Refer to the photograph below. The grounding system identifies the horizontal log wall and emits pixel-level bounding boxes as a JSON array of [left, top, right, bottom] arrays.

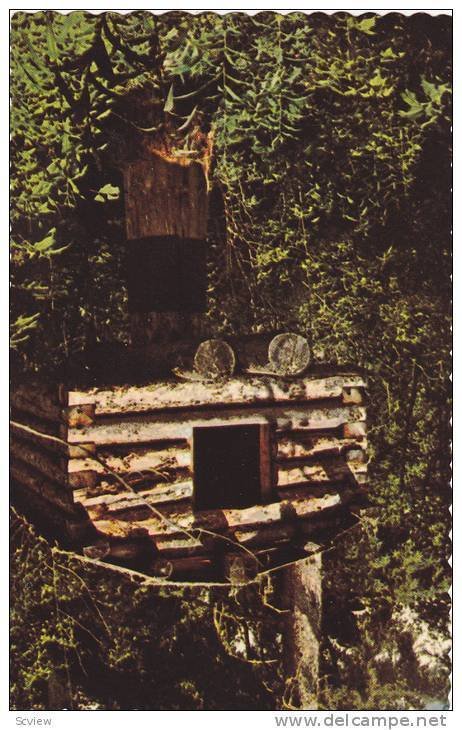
[[67, 375, 366, 415], [10, 372, 368, 579], [66, 405, 367, 446]]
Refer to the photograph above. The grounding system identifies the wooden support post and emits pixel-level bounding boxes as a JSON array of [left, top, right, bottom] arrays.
[[123, 152, 208, 356], [280, 544, 323, 710], [47, 670, 72, 710]]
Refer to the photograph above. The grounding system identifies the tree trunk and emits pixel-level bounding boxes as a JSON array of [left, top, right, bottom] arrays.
[[281, 546, 323, 709], [123, 151, 208, 357]]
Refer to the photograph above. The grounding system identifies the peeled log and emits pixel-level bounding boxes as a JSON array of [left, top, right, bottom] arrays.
[[79, 481, 193, 515], [10, 421, 95, 458], [10, 438, 68, 486], [69, 446, 191, 480], [151, 556, 213, 579], [10, 386, 62, 422], [233, 523, 296, 548], [68, 374, 366, 417], [68, 405, 366, 446], [193, 339, 236, 380], [11, 460, 75, 514], [154, 534, 206, 557], [277, 459, 367, 488], [10, 438, 99, 489], [277, 434, 367, 461], [268, 333, 311, 376]]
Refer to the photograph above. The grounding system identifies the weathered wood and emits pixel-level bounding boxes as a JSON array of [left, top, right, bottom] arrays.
[[11, 460, 75, 513], [193, 339, 236, 380], [342, 386, 365, 405], [68, 405, 367, 446], [79, 481, 193, 514], [277, 459, 368, 488], [10, 421, 69, 456], [68, 470, 100, 490], [277, 434, 367, 461], [346, 462, 369, 485], [68, 457, 105, 475], [76, 454, 360, 517], [68, 446, 191, 481], [123, 153, 208, 240], [281, 550, 323, 709], [60, 391, 95, 408], [83, 542, 111, 560], [12, 367, 368, 582], [233, 523, 296, 548], [350, 471, 368, 486], [10, 411, 62, 438], [343, 421, 367, 438], [193, 493, 344, 532], [88, 497, 358, 560], [281, 492, 345, 520], [63, 403, 96, 428], [92, 519, 150, 541], [110, 542, 150, 561], [123, 152, 208, 343], [87, 499, 154, 524], [12, 479, 87, 539], [69, 375, 366, 416], [154, 534, 206, 557], [83, 483, 347, 537], [10, 383, 62, 422], [10, 436, 99, 489], [140, 516, 193, 540], [268, 333, 311, 376], [151, 556, 213, 579], [68, 443, 96, 458], [84, 539, 149, 562], [10, 438, 67, 485]]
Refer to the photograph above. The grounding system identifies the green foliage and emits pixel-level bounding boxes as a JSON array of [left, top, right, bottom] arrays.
[[10, 511, 282, 710], [10, 11, 451, 709], [320, 509, 450, 710], [10, 313, 40, 350]]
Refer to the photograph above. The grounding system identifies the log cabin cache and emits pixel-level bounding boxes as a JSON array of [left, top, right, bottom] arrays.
[[10, 151, 368, 584]]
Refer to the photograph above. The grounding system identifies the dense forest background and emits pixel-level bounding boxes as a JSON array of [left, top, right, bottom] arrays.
[[10, 11, 451, 710]]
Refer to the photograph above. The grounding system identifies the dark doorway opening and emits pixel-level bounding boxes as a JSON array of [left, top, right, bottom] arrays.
[[192, 423, 272, 510]]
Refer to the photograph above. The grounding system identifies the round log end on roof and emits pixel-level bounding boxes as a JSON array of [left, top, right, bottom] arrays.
[[193, 339, 236, 380], [268, 333, 311, 376]]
